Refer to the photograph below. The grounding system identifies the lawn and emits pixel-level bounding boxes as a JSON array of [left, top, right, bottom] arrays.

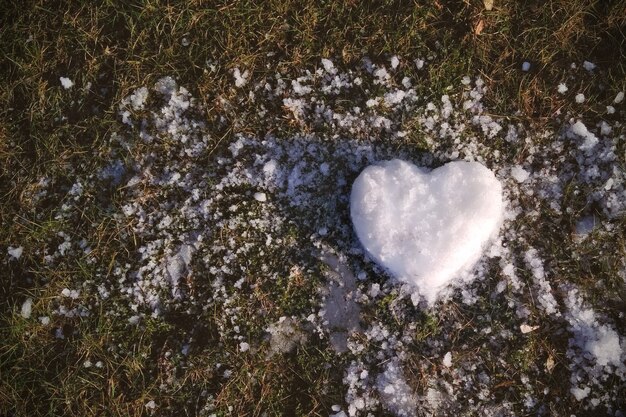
[[1, 1, 625, 416]]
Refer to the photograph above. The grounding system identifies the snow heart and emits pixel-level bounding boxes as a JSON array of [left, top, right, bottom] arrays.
[[351, 159, 503, 303]]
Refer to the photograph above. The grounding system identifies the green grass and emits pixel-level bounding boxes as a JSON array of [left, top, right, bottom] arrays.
[[1, 0, 625, 416]]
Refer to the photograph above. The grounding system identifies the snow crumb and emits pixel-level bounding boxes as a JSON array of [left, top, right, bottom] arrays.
[[570, 121, 598, 151], [145, 400, 156, 410], [582, 61, 596, 72], [390, 56, 400, 69], [59, 77, 74, 89], [20, 298, 33, 319], [606, 105, 615, 114], [557, 83, 568, 94], [39, 316, 50, 325], [7, 246, 23, 260], [351, 160, 503, 304], [253, 192, 267, 202], [239, 342, 250, 352], [511, 165, 530, 183], [520, 324, 539, 334], [575, 93, 585, 103], [233, 68, 249, 87], [521, 62, 531, 72], [571, 386, 590, 401], [442, 352, 452, 367], [614, 91, 625, 104], [415, 58, 425, 70], [128, 87, 149, 110], [321, 58, 336, 74]]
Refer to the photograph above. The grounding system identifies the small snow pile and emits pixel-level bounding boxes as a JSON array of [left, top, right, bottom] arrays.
[[569, 120, 598, 151], [7, 246, 23, 260], [233, 68, 249, 87], [583, 61, 596, 72], [21, 298, 33, 319], [557, 83, 568, 94], [563, 287, 625, 406], [350, 159, 503, 303], [510, 165, 530, 183], [121, 86, 149, 111], [575, 93, 585, 103], [521, 62, 531, 72], [59, 77, 74, 89], [253, 192, 267, 202]]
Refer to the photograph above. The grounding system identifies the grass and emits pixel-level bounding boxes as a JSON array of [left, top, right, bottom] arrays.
[[1, 0, 625, 416]]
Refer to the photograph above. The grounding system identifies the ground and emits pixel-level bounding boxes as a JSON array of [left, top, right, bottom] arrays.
[[1, 1, 625, 416]]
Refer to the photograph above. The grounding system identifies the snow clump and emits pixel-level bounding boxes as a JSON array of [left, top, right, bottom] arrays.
[[7, 246, 23, 260], [350, 159, 503, 303], [59, 77, 74, 89]]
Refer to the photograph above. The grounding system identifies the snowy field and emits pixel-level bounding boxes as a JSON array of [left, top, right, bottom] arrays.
[[1, 2, 625, 417]]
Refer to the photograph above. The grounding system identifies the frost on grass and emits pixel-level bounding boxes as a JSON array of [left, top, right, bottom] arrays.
[[11, 57, 626, 416]]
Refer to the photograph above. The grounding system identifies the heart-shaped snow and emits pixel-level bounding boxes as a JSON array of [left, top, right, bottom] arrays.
[[350, 159, 503, 303]]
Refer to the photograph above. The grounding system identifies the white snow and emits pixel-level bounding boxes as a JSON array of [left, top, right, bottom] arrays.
[[521, 62, 531, 72], [390, 56, 400, 69], [565, 289, 623, 368], [233, 68, 249, 87], [321, 58, 336, 74], [571, 386, 590, 401], [557, 83, 568, 94], [59, 77, 74, 89], [350, 159, 503, 303], [575, 93, 585, 103], [614, 91, 625, 104], [21, 298, 33, 319], [442, 352, 452, 367], [582, 61, 596, 72], [239, 342, 250, 352], [253, 192, 267, 202], [510, 165, 530, 183], [7, 246, 23, 260], [569, 120, 598, 151], [376, 359, 418, 416], [127, 87, 149, 110]]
